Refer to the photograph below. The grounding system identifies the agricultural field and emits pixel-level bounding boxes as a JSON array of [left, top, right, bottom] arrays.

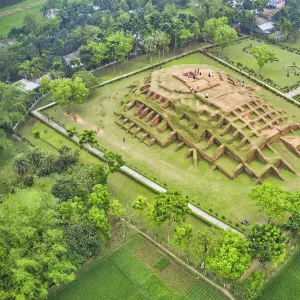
[[258, 250, 300, 300], [49, 232, 227, 300], [217, 39, 300, 89], [40, 52, 300, 224]]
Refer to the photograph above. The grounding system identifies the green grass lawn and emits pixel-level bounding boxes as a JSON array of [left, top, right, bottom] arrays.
[[280, 40, 300, 51], [17, 117, 209, 241], [49, 232, 227, 300], [39, 51, 300, 225], [258, 250, 300, 300], [0, 0, 44, 12], [217, 39, 300, 88], [0, 3, 45, 38]]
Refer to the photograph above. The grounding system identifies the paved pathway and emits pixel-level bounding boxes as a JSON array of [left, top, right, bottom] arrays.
[[31, 104, 243, 236], [285, 86, 300, 98]]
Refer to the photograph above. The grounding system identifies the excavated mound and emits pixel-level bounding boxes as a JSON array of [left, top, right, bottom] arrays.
[[115, 65, 300, 181]]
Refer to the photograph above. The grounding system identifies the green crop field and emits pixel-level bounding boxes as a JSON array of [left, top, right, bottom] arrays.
[[40, 52, 300, 224], [258, 250, 300, 300], [217, 39, 300, 88], [50, 233, 227, 300]]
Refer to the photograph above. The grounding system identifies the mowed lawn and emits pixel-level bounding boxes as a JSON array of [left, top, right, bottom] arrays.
[[17, 117, 209, 241], [218, 39, 300, 88], [49, 233, 226, 300], [42, 52, 300, 224], [259, 251, 300, 300], [280, 40, 300, 51], [0, 3, 45, 38]]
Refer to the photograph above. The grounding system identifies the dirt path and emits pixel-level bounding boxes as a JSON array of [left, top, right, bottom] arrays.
[[239, 258, 259, 281], [0, 0, 45, 19]]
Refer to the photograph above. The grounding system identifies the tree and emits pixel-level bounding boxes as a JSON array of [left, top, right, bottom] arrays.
[[251, 46, 278, 73], [247, 223, 287, 264], [132, 196, 149, 227], [250, 183, 291, 222], [206, 231, 251, 279], [0, 129, 12, 153], [189, 227, 222, 267], [191, 21, 201, 47], [242, 271, 265, 300], [79, 130, 98, 163], [0, 189, 75, 299], [164, 3, 177, 15], [66, 125, 77, 138], [40, 151, 57, 175], [202, 17, 228, 47], [72, 70, 98, 89], [79, 41, 108, 68], [52, 176, 83, 202], [88, 184, 112, 212], [18, 57, 45, 79], [67, 221, 101, 259], [144, 35, 156, 65], [0, 82, 28, 133], [278, 18, 292, 39], [103, 151, 124, 174], [49, 77, 89, 113], [148, 190, 191, 247], [27, 147, 42, 168], [40, 76, 51, 94], [88, 207, 111, 241], [171, 224, 194, 256], [106, 31, 133, 71], [13, 153, 31, 175], [214, 25, 238, 55]]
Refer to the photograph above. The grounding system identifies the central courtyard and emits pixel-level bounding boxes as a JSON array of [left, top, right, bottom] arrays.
[[42, 54, 300, 224]]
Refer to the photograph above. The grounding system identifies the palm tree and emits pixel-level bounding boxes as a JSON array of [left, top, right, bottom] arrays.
[[41, 151, 57, 174], [143, 36, 156, 66], [14, 153, 30, 175], [27, 147, 42, 168], [144, 31, 170, 65]]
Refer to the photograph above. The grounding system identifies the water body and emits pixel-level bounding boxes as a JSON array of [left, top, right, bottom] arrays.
[[0, 0, 25, 9]]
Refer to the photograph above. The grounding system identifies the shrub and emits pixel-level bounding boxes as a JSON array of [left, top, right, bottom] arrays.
[[153, 257, 170, 271], [209, 208, 213, 212], [221, 215, 226, 220], [32, 129, 40, 139]]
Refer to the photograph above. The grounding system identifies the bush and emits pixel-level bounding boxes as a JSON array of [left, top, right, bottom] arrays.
[[32, 129, 40, 139], [153, 257, 170, 271]]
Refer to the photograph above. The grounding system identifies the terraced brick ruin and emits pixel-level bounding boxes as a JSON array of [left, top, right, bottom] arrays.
[[115, 65, 300, 182]]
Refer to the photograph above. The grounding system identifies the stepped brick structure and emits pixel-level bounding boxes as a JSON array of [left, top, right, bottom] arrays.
[[115, 65, 300, 181]]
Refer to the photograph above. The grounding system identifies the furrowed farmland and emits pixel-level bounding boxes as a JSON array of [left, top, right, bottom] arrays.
[[50, 233, 227, 300]]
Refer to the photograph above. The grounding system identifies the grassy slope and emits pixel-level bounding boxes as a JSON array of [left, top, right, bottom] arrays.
[[280, 40, 300, 51], [17, 117, 208, 241], [49, 233, 226, 300], [40, 52, 300, 224], [218, 39, 300, 88], [0, 3, 45, 38], [259, 251, 300, 300], [0, 0, 44, 13]]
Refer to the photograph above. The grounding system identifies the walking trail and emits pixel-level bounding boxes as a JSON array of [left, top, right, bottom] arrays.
[[32, 103, 243, 236], [285, 86, 300, 98]]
